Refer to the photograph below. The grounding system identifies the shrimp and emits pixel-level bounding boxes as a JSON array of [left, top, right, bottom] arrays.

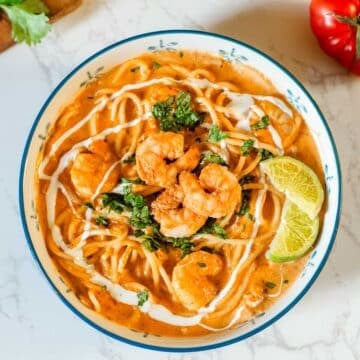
[[179, 163, 241, 218], [172, 251, 223, 311], [70, 140, 120, 198], [151, 184, 207, 237], [136, 132, 200, 187]]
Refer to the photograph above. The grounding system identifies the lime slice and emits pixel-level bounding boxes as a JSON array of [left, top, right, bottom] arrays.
[[267, 200, 319, 263], [260, 156, 324, 219]]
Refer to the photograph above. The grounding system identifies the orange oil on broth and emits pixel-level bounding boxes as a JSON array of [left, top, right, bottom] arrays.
[[35, 50, 324, 337]]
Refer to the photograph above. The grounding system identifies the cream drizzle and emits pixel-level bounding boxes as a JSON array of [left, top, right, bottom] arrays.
[[39, 75, 280, 329]]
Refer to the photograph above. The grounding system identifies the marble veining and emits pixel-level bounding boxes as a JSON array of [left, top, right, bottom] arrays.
[[0, 0, 359, 359]]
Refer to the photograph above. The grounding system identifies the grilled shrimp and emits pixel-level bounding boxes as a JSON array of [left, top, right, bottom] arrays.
[[136, 132, 200, 187], [172, 251, 223, 311], [151, 184, 207, 237], [70, 140, 120, 198], [179, 163, 241, 218]]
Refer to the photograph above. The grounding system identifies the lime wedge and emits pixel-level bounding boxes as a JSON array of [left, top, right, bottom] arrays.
[[260, 156, 324, 219], [267, 200, 319, 263]]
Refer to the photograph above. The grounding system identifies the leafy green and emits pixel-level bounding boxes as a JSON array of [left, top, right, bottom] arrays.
[[207, 124, 229, 143], [18, 0, 49, 13], [200, 151, 227, 168], [239, 174, 255, 185], [0, 0, 51, 45], [84, 202, 95, 210], [264, 281, 276, 289], [121, 177, 144, 185], [123, 155, 136, 164], [137, 290, 149, 306], [101, 193, 126, 214], [152, 62, 161, 69], [171, 237, 193, 257], [130, 66, 140, 73], [141, 234, 162, 252], [101, 180, 151, 230], [259, 148, 274, 161], [95, 215, 109, 227], [152, 91, 203, 132], [199, 219, 227, 239], [240, 139, 254, 156], [251, 115, 270, 130], [237, 190, 251, 217], [0, 1, 23, 5]]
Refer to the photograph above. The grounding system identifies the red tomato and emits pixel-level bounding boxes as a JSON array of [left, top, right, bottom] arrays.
[[310, 0, 360, 75]]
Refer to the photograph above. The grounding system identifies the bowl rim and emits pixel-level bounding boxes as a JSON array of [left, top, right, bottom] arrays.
[[18, 29, 342, 353]]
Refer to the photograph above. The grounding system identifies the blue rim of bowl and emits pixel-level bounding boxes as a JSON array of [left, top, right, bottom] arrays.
[[19, 29, 342, 353]]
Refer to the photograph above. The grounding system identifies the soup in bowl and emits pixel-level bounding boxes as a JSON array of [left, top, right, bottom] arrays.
[[20, 30, 341, 352]]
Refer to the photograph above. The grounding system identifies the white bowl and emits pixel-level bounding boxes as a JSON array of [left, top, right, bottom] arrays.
[[19, 30, 342, 352]]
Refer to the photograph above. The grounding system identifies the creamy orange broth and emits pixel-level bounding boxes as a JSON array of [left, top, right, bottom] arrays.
[[35, 51, 324, 337]]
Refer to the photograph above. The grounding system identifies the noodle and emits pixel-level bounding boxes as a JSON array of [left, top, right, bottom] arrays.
[[35, 50, 324, 337]]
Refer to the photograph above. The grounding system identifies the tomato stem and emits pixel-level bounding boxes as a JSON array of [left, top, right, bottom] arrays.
[[332, 14, 360, 61]]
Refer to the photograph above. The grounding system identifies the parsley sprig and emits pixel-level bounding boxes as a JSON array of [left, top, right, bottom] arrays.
[[207, 125, 229, 143], [240, 139, 254, 156], [251, 115, 270, 130], [137, 290, 149, 306], [199, 219, 227, 239], [0, 0, 51, 45], [152, 91, 203, 132], [199, 151, 227, 168]]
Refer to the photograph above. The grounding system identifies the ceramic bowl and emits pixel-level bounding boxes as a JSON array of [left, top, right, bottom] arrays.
[[19, 30, 342, 352]]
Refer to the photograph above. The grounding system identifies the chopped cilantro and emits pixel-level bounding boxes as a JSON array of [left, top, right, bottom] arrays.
[[152, 91, 203, 132], [171, 237, 193, 257], [123, 155, 136, 164], [130, 66, 140, 73], [259, 148, 274, 161], [240, 139, 254, 156], [200, 151, 227, 167], [239, 174, 255, 185], [207, 124, 229, 143], [101, 193, 126, 213], [247, 213, 255, 221], [95, 215, 109, 227], [137, 290, 149, 306], [84, 202, 94, 210], [121, 177, 144, 185], [141, 234, 162, 252], [199, 219, 227, 239], [265, 281, 276, 289], [237, 190, 251, 217], [197, 262, 206, 268], [152, 62, 161, 69], [251, 115, 270, 130]]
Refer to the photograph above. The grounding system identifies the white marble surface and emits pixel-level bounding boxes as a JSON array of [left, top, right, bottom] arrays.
[[0, 0, 359, 358]]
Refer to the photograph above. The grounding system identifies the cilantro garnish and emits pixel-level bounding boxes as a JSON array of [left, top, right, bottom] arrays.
[[0, 0, 51, 45], [251, 115, 270, 130], [239, 174, 255, 185], [240, 139, 254, 156], [123, 155, 136, 164], [137, 290, 149, 306], [207, 124, 229, 143], [200, 151, 227, 167], [259, 148, 274, 161], [152, 91, 203, 132], [237, 190, 251, 217], [199, 219, 227, 239], [95, 215, 109, 227]]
